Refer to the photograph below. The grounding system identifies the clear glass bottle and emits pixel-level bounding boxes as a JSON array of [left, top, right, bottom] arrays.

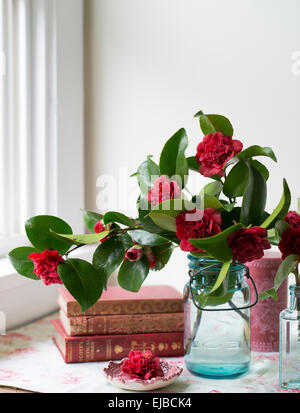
[[279, 285, 300, 389], [184, 255, 252, 378]]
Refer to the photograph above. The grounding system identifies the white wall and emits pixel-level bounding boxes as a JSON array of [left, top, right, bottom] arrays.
[[84, 0, 300, 291]]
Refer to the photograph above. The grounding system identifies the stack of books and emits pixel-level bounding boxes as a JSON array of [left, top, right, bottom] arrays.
[[51, 285, 184, 363]]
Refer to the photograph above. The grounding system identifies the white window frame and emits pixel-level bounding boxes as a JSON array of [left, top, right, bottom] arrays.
[[0, 0, 84, 330]]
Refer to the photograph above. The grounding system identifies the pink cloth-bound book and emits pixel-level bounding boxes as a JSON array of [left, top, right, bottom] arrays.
[[58, 285, 183, 317], [247, 250, 287, 352]]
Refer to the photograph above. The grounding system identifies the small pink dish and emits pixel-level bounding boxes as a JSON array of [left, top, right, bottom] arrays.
[[102, 360, 183, 392]]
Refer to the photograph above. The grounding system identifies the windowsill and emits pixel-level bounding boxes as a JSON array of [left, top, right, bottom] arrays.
[[0, 256, 31, 286], [0, 245, 96, 331]]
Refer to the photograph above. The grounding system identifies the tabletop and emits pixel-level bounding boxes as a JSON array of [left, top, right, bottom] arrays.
[[0, 312, 298, 394]]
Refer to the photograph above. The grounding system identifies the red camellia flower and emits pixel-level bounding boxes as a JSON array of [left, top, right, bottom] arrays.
[[227, 227, 271, 264], [28, 250, 63, 286], [195, 132, 243, 177], [94, 220, 106, 233], [284, 211, 300, 229], [121, 350, 164, 380], [279, 228, 300, 260], [176, 208, 222, 252], [148, 175, 181, 206], [94, 220, 109, 242], [125, 246, 143, 262]]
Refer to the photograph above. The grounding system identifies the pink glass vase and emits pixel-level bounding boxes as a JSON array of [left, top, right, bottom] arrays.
[[248, 251, 288, 352]]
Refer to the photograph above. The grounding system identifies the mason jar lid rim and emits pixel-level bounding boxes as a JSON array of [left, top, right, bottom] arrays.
[[187, 254, 244, 271]]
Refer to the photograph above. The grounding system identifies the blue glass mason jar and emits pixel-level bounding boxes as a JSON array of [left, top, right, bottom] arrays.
[[184, 255, 257, 378], [279, 285, 300, 389]]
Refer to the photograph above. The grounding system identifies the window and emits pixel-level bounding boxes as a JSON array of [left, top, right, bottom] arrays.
[[0, 0, 84, 257], [0, 0, 84, 329]]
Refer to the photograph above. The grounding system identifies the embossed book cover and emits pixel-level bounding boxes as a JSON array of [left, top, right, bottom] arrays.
[[57, 285, 183, 317], [59, 309, 184, 336], [51, 319, 184, 363]]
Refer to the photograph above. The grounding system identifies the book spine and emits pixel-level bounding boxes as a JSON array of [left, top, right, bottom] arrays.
[[62, 298, 183, 317], [59, 332, 184, 363], [60, 311, 184, 336]]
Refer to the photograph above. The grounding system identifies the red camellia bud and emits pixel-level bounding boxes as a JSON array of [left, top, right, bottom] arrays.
[[28, 250, 63, 286], [144, 247, 156, 269], [227, 227, 271, 264], [94, 220, 109, 242], [195, 132, 243, 177], [125, 246, 143, 262], [148, 175, 181, 206], [175, 208, 222, 252], [121, 350, 164, 380], [94, 220, 106, 233]]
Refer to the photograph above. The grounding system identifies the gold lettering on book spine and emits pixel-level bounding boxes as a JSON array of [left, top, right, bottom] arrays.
[[79, 342, 84, 362], [130, 339, 182, 354], [69, 299, 183, 316], [67, 342, 72, 362], [131, 340, 155, 352], [85, 341, 95, 362], [106, 340, 112, 360], [114, 345, 123, 355]]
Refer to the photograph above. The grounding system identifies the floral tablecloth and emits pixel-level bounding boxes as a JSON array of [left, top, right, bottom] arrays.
[[0, 313, 298, 394]]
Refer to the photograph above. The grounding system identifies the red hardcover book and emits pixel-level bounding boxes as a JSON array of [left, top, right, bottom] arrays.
[[57, 285, 183, 317], [59, 309, 184, 336], [51, 319, 184, 363]]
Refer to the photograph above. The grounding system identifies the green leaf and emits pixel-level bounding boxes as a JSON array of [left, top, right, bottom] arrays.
[[147, 213, 177, 232], [137, 156, 160, 191], [274, 254, 298, 290], [259, 288, 278, 301], [275, 220, 289, 236], [267, 228, 280, 245], [82, 210, 103, 233], [93, 237, 125, 288], [198, 113, 234, 137], [8, 247, 40, 280], [103, 211, 135, 227], [220, 207, 241, 230], [200, 181, 223, 198], [58, 258, 104, 313], [207, 260, 231, 295], [159, 128, 188, 187], [121, 233, 135, 250], [138, 203, 169, 234], [261, 179, 291, 228], [151, 244, 174, 271], [259, 254, 299, 301], [249, 159, 269, 181], [189, 224, 243, 262], [118, 255, 150, 292], [137, 156, 161, 209], [222, 202, 237, 213], [224, 160, 268, 200], [148, 199, 195, 232], [237, 145, 277, 162], [223, 161, 249, 198], [25, 215, 73, 254], [187, 156, 200, 172], [194, 194, 235, 212], [127, 230, 169, 246], [54, 231, 110, 245], [150, 198, 195, 213], [240, 162, 267, 226]]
